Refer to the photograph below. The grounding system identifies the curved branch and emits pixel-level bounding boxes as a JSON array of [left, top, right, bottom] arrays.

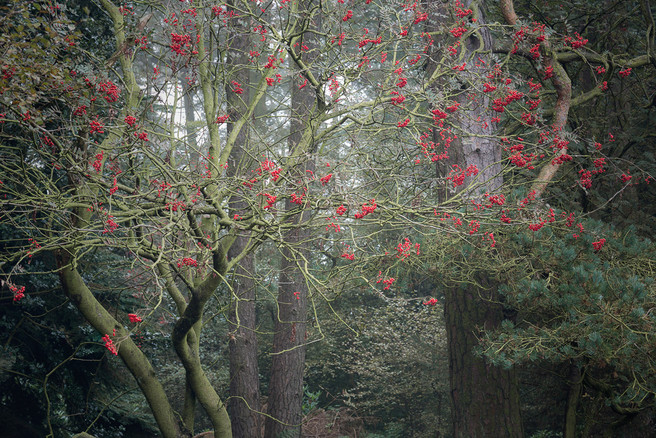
[[56, 250, 183, 438], [499, 0, 572, 198]]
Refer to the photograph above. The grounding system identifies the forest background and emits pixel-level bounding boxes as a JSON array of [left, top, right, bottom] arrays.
[[1, 0, 655, 437]]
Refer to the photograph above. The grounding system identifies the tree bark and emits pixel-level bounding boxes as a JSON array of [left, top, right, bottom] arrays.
[[563, 363, 582, 438], [225, 2, 262, 435], [179, 81, 202, 427], [171, 277, 233, 438], [499, 0, 572, 198], [227, 234, 260, 438], [264, 18, 317, 437], [425, 1, 523, 436], [444, 281, 523, 438], [182, 77, 199, 171], [264, 210, 310, 438]]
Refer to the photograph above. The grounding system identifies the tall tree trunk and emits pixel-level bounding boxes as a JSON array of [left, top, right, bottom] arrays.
[[227, 237, 260, 438], [179, 73, 201, 432], [264, 197, 311, 438], [265, 22, 317, 437], [563, 362, 582, 438], [445, 280, 523, 437], [425, 1, 523, 436], [225, 2, 261, 436], [182, 78, 199, 170], [442, 138, 521, 436]]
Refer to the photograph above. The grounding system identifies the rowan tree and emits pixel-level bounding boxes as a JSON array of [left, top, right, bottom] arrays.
[[1, 0, 654, 437]]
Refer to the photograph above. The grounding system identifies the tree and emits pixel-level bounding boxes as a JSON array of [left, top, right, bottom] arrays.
[[475, 220, 656, 437], [224, 0, 261, 435], [426, 0, 654, 434], [422, 0, 524, 435], [264, 17, 314, 438], [340, 299, 450, 437], [1, 0, 654, 437]]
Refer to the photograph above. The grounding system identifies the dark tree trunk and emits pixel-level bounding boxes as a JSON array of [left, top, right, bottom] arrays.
[[442, 135, 519, 437], [226, 3, 261, 436], [563, 362, 581, 438], [264, 26, 316, 438], [425, 1, 523, 436], [264, 206, 310, 438], [445, 281, 523, 437], [227, 237, 260, 438]]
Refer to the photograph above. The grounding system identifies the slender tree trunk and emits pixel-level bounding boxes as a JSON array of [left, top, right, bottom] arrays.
[[182, 380, 196, 433], [182, 78, 201, 427], [265, 27, 317, 437], [170, 273, 233, 438], [57, 251, 186, 438], [264, 198, 311, 438], [563, 362, 582, 438], [182, 78, 199, 170], [225, 2, 261, 435]]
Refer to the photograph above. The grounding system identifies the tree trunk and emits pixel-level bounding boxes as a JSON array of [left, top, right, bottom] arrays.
[[57, 251, 186, 438], [182, 78, 199, 170], [170, 273, 233, 438], [177, 144, 202, 435], [265, 23, 317, 437], [445, 281, 523, 437], [225, 2, 262, 435], [425, 0, 523, 435], [563, 362, 582, 438], [227, 234, 260, 438], [264, 212, 310, 438]]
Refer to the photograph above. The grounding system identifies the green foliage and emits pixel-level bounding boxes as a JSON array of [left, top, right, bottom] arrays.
[[364, 422, 408, 438], [307, 299, 449, 438], [528, 431, 562, 438], [0, 276, 158, 437], [302, 385, 321, 416], [474, 218, 656, 412]]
